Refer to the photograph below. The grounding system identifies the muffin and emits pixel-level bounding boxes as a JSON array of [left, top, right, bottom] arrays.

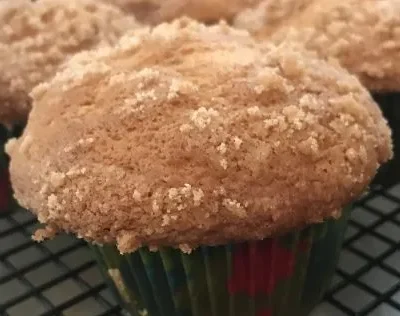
[[235, 0, 400, 187], [267, 0, 400, 93], [7, 19, 392, 315], [0, 0, 140, 211], [103, 0, 262, 24]]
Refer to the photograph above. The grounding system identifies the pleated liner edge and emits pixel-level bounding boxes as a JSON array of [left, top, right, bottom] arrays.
[[91, 207, 351, 316]]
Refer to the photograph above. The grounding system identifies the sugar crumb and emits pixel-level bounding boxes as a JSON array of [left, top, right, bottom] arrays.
[[152, 200, 160, 213], [49, 172, 66, 189], [117, 232, 140, 254], [39, 184, 49, 196], [167, 78, 198, 100], [299, 94, 318, 110], [149, 246, 158, 252], [192, 188, 204, 207], [179, 124, 193, 133], [133, 190, 142, 202], [217, 142, 227, 154], [345, 148, 358, 162], [47, 194, 61, 210], [247, 106, 261, 116], [162, 214, 171, 226], [223, 198, 247, 218], [298, 137, 319, 156], [220, 158, 228, 170], [190, 107, 219, 129], [33, 225, 57, 242], [135, 89, 157, 102], [108, 73, 128, 86], [233, 136, 243, 150], [5, 138, 17, 155], [264, 114, 287, 131], [179, 244, 192, 254]]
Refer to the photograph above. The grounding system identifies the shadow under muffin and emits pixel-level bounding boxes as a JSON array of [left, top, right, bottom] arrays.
[[0, 123, 24, 212], [372, 93, 400, 188]]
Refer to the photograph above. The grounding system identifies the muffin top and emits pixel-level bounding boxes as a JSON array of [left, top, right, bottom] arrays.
[[103, 0, 262, 24], [7, 19, 392, 253], [238, 0, 400, 92], [0, 0, 140, 125]]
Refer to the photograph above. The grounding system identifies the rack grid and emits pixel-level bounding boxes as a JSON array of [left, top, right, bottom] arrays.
[[0, 183, 399, 316]]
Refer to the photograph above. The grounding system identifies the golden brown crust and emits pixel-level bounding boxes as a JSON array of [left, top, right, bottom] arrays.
[[104, 0, 262, 24], [240, 0, 400, 92], [8, 19, 392, 253], [0, 0, 140, 125]]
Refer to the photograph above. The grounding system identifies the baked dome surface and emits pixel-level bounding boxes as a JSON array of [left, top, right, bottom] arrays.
[[8, 19, 392, 253], [235, 0, 400, 92], [0, 0, 140, 124]]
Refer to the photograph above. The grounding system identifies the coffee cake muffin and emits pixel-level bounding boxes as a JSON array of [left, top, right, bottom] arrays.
[[235, 0, 400, 93], [266, 0, 400, 186], [0, 0, 140, 124], [234, 0, 400, 187], [0, 0, 140, 211], [7, 19, 393, 316]]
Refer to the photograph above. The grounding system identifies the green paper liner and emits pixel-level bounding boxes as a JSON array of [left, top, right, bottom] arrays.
[[372, 93, 400, 187], [91, 207, 351, 316]]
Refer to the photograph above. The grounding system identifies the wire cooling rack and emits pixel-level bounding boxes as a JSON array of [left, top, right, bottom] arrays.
[[0, 183, 399, 316]]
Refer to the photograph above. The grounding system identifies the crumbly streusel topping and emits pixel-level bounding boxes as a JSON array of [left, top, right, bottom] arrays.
[[0, 0, 140, 124], [8, 18, 392, 253], [237, 0, 400, 92]]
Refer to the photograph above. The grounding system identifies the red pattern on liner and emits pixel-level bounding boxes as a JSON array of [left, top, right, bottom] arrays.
[[257, 309, 272, 316], [228, 238, 310, 296]]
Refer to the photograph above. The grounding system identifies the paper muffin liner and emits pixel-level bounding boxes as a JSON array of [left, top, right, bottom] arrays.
[[90, 207, 350, 316], [372, 93, 400, 187]]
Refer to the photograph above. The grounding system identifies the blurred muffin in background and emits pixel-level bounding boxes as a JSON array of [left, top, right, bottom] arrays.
[[235, 0, 400, 93], [265, 0, 400, 186], [0, 0, 140, 212], [103, 0, 262, 24], [0, 0, 141, 124]]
